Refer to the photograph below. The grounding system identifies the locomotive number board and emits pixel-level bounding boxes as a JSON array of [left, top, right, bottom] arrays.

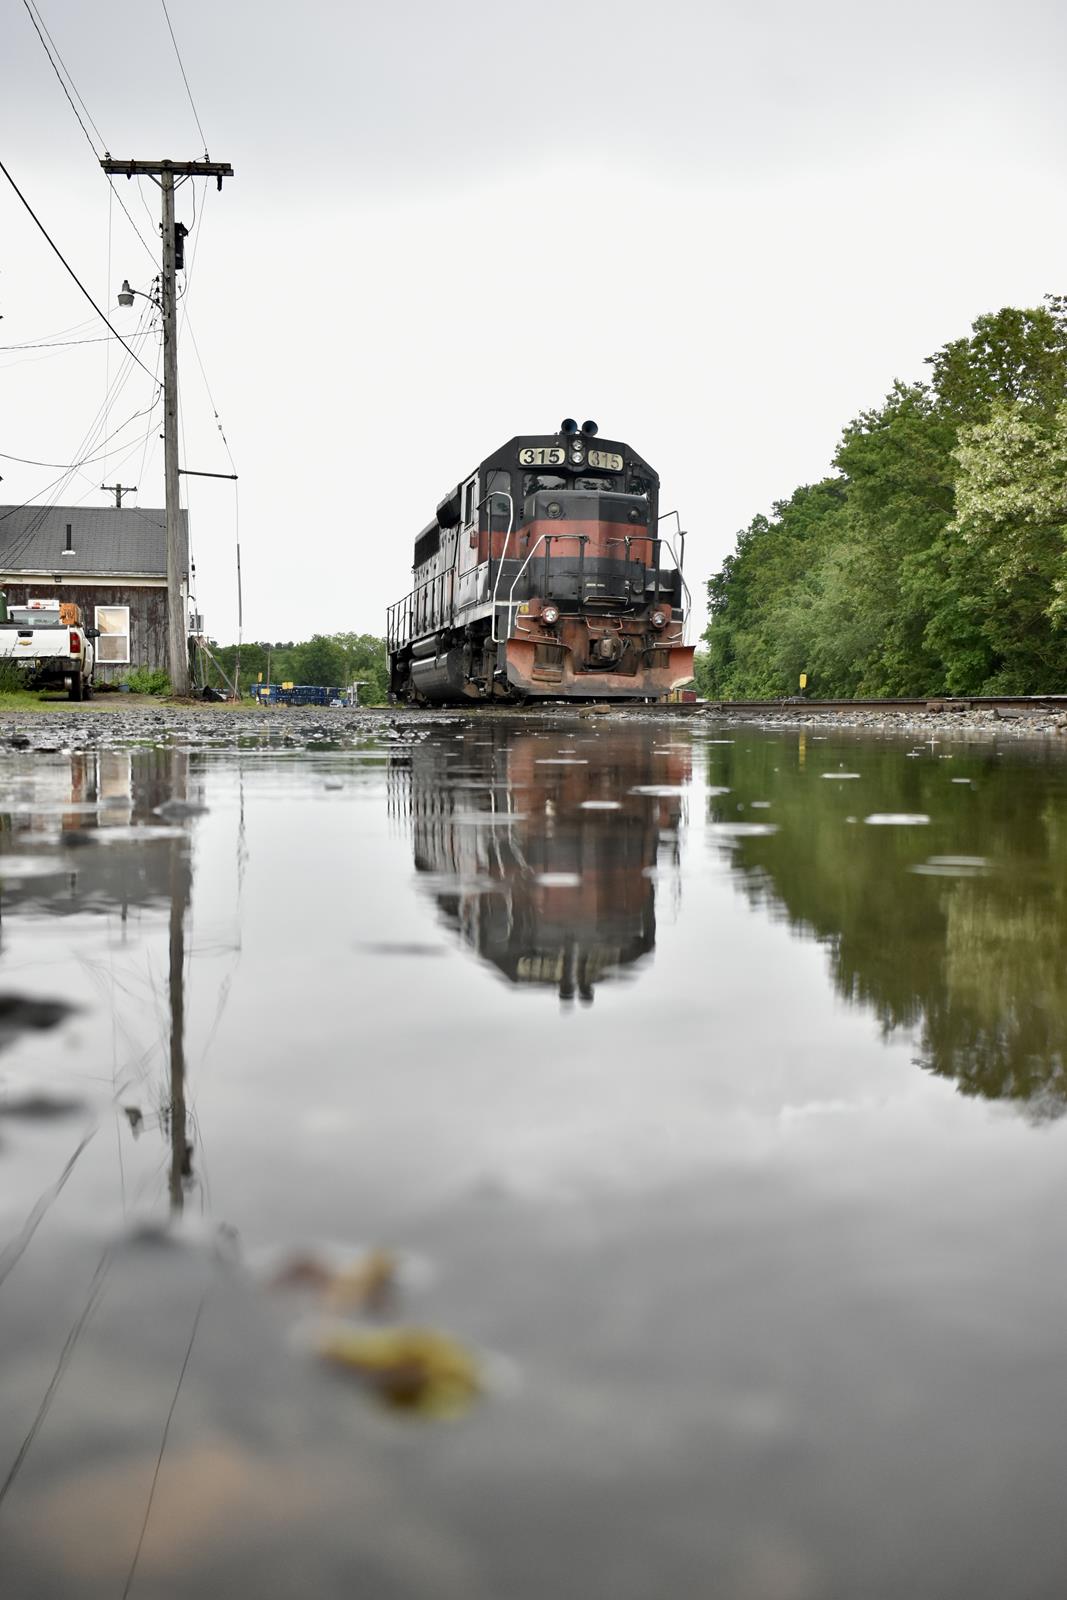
[[517, 446, 625, 470], [519, 447, 567, 466]]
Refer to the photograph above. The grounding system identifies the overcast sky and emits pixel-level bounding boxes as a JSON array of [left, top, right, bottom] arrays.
[[3, 0, 1066, 646]]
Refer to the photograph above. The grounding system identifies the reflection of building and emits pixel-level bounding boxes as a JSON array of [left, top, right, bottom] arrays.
[[391, 726, 688, 1001], [0, 748, 198, 917], [0, 746, 199, 1208]]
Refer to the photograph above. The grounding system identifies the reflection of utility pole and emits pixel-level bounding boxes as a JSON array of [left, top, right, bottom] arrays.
[[167, 833, 192, 1214], [102, 157, 234, 696], [101, 483, 137, 508]]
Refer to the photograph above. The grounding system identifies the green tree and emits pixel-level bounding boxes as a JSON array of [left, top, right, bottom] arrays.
[[331, 632, 389, 705], [703, 297, 1067, 699], [926, 298, 1067, 424], [290, 634, 345, 687]]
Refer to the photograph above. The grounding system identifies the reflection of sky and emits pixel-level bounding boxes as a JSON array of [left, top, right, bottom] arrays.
[[4, 734, 1067, 1599], [1, 735, 1061, 1241]]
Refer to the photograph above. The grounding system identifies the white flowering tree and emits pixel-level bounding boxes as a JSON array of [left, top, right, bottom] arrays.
[[951, 402, 1067, 627]]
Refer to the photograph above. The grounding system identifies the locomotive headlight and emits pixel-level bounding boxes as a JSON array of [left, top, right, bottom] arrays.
[[650, 608, 668, 629], [569, 447, 584, 464], [542, 603, 560, 626]]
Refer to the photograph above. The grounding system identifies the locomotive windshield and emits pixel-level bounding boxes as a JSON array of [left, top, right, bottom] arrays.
[[523, 473, 621, 496]]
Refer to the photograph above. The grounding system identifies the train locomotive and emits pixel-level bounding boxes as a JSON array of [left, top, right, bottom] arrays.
[[387, 420, 694, 703]]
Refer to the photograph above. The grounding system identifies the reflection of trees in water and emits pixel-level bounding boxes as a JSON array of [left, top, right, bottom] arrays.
[[705, 736, 1067, 1115], [391, 726, 688, 1002]]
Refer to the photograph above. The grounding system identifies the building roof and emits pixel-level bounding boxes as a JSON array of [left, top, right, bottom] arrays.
[[0, 505, 188, 578]]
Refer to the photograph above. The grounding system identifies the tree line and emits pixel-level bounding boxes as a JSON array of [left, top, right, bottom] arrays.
[[206, 633, 389, 704], [699, 297, 1067, 698]]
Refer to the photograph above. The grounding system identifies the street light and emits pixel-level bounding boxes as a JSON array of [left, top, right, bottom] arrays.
[[116, 278, 158, 310]]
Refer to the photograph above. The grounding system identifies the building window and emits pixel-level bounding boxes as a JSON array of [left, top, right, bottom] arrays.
[[95, 605, 130, 664]]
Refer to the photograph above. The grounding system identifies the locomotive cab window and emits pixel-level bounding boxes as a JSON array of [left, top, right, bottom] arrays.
[[486, 469, 512, 531], [462, 478, 477, 525]]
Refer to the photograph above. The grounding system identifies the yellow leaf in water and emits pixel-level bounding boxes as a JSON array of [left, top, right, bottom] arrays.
[[318, 1326, 481, 1418]]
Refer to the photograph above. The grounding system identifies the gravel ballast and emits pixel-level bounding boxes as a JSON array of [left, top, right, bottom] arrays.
[[0, 701, 1063, 753]]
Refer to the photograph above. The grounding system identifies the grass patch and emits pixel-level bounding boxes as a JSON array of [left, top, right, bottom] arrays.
[[121, 667, 171, 695]]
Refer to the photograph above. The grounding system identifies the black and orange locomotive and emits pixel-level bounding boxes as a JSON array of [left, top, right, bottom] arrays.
[[387, 420, 694, 703]]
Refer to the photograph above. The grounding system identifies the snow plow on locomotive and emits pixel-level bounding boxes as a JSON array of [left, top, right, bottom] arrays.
[[386, 421, 694, 703]]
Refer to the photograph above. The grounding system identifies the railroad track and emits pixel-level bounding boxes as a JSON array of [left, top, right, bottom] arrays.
[[696, 696, 1067, 715]]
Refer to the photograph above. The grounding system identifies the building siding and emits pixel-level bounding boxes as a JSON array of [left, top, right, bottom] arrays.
[[1, 583, 170, 683]]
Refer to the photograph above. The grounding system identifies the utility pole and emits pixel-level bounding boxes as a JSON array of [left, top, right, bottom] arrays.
[[101, 157, 234, 696], [101, 483, 137, 507]]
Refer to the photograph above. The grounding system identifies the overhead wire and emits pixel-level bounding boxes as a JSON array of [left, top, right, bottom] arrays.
[[2, 311, 98, 344], [159, 0, 210, 157], [0, 1128, 99, 1291], [0, 311, 163, 556], [171, 182, 243, 655], [15, 0, 238, 648], [121, 1292, 207, 1599], [21, 0, 104, 156], [0, 332, 156, 353], [0, 158, 157, 380], [0, 336, 163, 487], [0, 1249, 114, 1510], [20, 0, 157, 268]]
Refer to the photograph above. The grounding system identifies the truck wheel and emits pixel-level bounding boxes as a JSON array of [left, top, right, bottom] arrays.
[[83, 680, 93, 701], [68, 675, 83, 702]]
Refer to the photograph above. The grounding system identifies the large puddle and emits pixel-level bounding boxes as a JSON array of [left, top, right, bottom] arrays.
[[2, 720, 1067, 1597]]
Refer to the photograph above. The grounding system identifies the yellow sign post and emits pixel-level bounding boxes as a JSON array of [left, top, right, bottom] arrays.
[[799, 673, 808, 691]]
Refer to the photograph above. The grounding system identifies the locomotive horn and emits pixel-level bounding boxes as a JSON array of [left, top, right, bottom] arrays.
[[581, 420, 599, 437], [560, 418, 578, 434]]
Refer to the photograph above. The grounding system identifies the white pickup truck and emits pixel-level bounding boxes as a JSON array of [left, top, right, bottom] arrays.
[[0, 597, 97, 700]]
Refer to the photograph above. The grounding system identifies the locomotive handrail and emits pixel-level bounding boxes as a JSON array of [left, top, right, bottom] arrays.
[[501, 531, 586, 643], [478, 492, 513, 642], [499, 528, 694, 646], [658, 538, 691, 625], [387, 566, 455, 651]]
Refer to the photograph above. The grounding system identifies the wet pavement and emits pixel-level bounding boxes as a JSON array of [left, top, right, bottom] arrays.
[[1, 715, 1067, 1597]]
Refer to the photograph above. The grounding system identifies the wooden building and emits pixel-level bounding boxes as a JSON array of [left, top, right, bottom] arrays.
[[0, 506, 189, 684]]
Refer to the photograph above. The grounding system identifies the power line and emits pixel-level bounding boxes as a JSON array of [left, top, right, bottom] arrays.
[[20, 0, 157, 266], [160, 0, 210, 158], [0, 331, 157, 352], [121, 1292, 206, 1598], [0, 157, 157, 379], [21, 0, 104, 156], [0, 406, 157, 468], [0, 359, 163, 550], [0, 1251, 113, 1510]]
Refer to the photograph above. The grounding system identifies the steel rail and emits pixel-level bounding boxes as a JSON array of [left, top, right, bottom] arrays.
[[700, 696, 1067, 713]]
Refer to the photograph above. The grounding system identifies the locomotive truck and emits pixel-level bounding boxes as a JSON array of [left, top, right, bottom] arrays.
[[386, 420, 694, 703]]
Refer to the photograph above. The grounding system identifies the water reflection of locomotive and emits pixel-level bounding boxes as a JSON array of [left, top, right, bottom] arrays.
[[386, 421, 694, 703], [392, 728, 689, 1001]]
